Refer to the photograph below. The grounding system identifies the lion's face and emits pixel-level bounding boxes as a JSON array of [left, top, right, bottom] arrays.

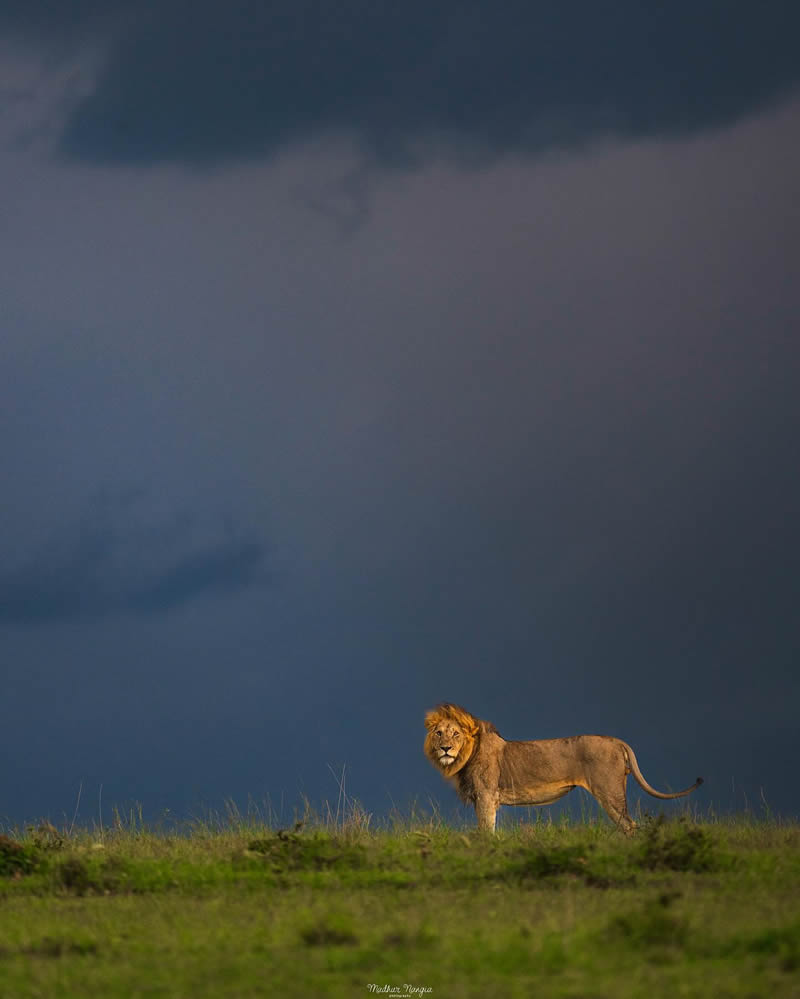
[[424, 706, 479, 775], [429, 720, 467, 768]]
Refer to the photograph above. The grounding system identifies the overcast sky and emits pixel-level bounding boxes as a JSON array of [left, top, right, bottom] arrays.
[[1, 3, 799, 828]]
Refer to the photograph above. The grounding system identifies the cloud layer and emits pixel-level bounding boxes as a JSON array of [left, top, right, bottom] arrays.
[[0, 497, 266, 624], [3, 2, 799, 166]]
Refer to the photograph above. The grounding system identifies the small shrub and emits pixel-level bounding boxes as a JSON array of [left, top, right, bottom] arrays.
[[0, 835, 42, 877], [638, 816, 720, 872], [246, 830, 366, 872], [510, 844, 622, 888], [727, 923, 800, 973], [518, 845, 590, 879], [382, 926, 436, 949], [28, 823, 65, 852], [299, 913, 359, 947], [23, 936, 99, 958], [608, 893, 690, 950], [58, 858, 93, 895]]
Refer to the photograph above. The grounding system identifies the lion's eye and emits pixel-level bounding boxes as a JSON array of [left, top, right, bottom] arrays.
[[436, 730, 442, 737]]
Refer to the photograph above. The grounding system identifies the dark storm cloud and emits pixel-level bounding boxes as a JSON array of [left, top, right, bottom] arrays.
[[0, 0, 113, 37], [4, 1, 798, 165], [0, 497, 266, 624]]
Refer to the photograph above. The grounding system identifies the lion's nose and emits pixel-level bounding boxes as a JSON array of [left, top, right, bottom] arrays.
[[440, 746, 452, 753]]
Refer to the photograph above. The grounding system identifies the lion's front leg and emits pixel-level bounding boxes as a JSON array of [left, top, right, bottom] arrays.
[[475, 795, 498, 832]]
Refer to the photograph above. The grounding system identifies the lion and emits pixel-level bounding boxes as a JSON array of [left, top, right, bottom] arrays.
[[424, 703, 703, 834]]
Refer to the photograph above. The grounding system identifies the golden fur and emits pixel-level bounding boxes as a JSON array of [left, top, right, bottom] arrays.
[[424, 703, 703, 834]]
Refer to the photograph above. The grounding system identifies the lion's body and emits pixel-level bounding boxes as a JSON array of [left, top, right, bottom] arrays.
[[424, 703, 703, 834]]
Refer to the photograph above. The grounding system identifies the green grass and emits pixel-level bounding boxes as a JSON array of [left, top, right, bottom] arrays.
[[0, 810, 798, 998]]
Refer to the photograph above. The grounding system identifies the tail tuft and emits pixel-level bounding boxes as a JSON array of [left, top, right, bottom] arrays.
[[696, 777, 704, 786]]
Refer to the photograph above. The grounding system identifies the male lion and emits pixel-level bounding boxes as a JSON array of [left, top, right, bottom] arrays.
[[424, 703, 703, 834]]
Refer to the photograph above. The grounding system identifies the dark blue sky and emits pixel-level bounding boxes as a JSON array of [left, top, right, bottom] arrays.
[[1, 3, 799, 827]]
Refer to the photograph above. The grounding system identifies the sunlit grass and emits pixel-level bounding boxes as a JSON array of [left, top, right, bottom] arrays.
[[0, 800, 798, 998]]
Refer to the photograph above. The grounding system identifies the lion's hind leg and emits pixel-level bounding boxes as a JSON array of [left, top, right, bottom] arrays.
[[584, 778, 637, 836]]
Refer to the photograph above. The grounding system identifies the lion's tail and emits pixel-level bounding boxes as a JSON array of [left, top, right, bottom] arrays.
[[622, 742, 704, 800]]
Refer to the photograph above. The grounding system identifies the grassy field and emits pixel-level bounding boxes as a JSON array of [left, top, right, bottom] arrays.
[[0, 807, 798, 998]]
